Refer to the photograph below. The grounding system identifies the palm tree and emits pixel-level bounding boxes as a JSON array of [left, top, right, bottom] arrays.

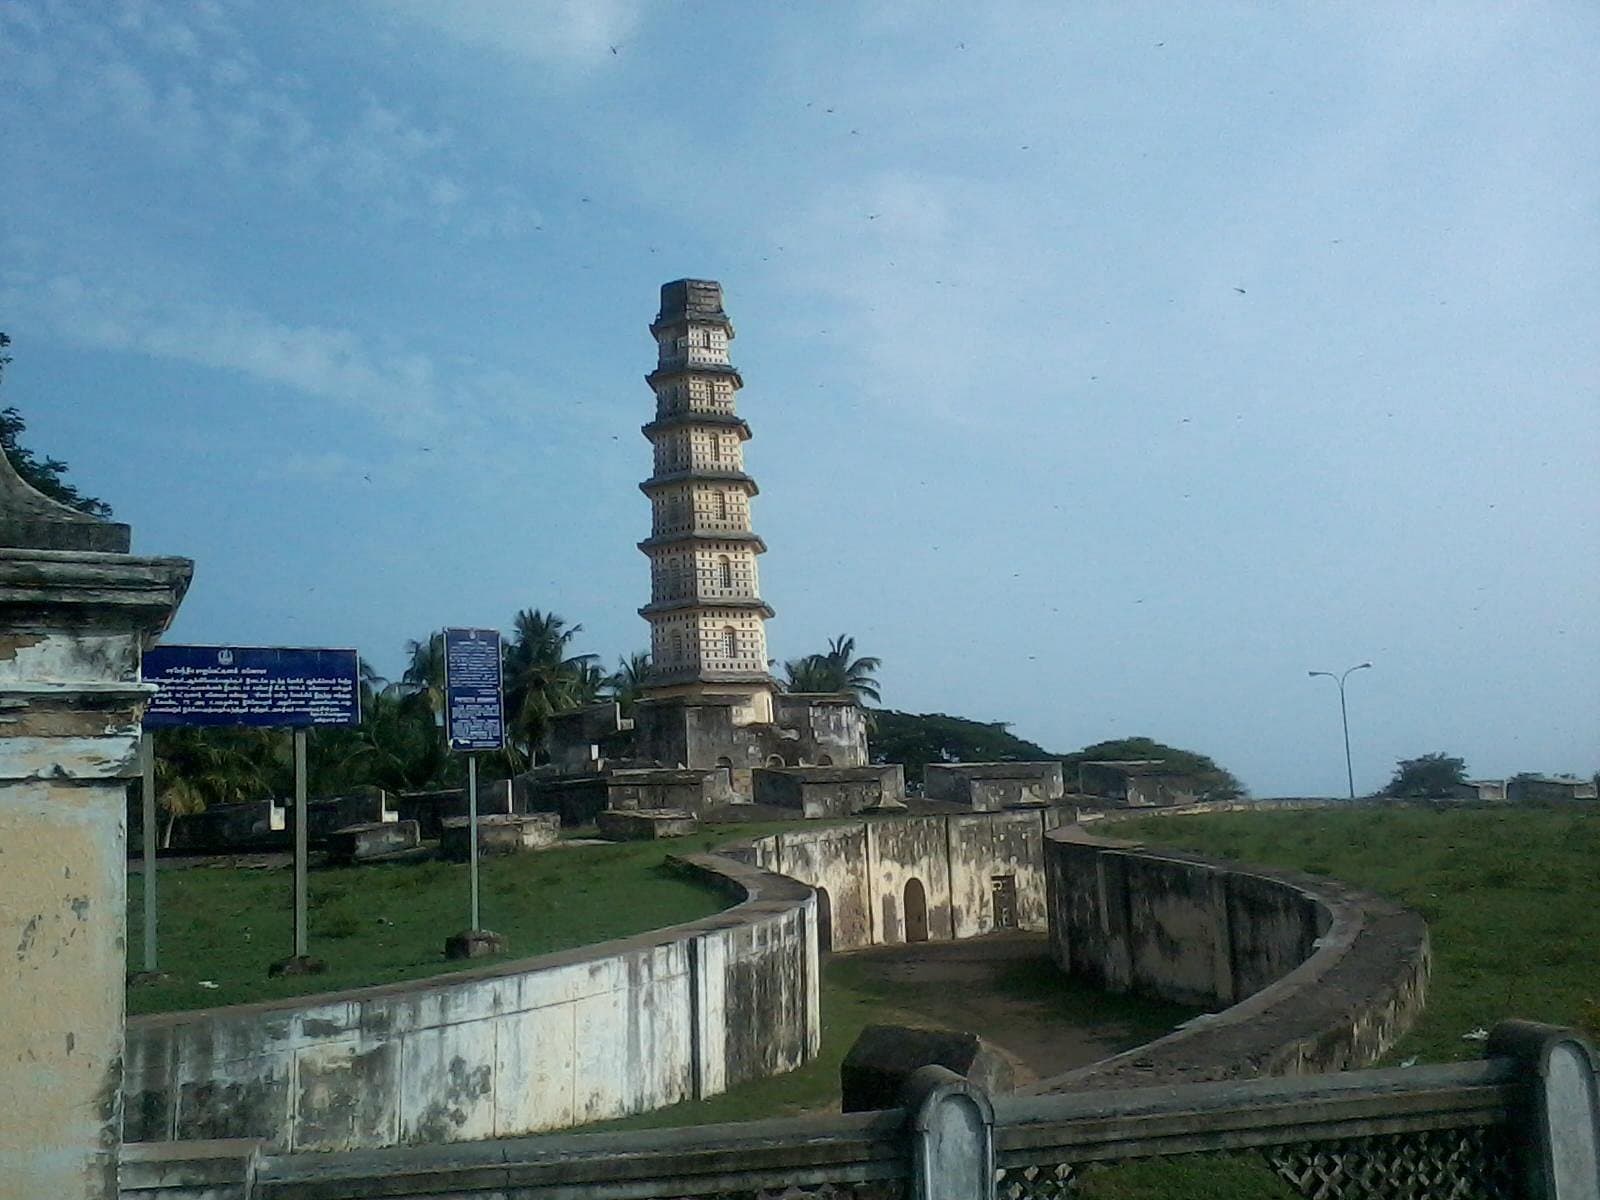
[[331, 685, 454, 792], [606, 651, 652, 715], [782, 634, 882, 705], [151, 727, 283, 846], [502, 609, 601, 766], [399, 632, 446, 723]]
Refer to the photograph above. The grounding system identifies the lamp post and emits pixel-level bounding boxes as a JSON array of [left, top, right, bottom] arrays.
[[1309, 662, 1371, 800]]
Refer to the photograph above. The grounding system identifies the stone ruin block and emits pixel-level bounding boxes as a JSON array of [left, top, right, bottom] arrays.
[[517, 766, 738, 827], [295, 787, 396, 843], [605, 767, 740, 812], [166, 798, 285, 852], [752, 764, 906, 818], [394, 785, 513, 839], [1073, 760, 1199, 808], [924, 762, 1064, 811], [595, 808, 700, 841], [440, 812, 560, 861], [840, 1023, 1014, 1113], [325, 819, 421, 865]]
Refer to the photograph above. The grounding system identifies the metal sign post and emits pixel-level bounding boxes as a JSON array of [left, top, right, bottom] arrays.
[[467, 754, 480, 931], [141, 644, 361, 978], [292, 727, 309, 959], [443, 627, 505, 959], [139, 732, 160, 978]]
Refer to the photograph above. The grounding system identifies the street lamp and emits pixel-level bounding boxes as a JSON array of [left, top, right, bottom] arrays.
[[1309, 662, 1372, 800]]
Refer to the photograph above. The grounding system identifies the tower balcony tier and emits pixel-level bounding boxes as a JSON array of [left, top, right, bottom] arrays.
[[642, 413, 752, 441], [638, 530, 766, 554], [646, 362, 743, 390], [639, 596, 776, 619], [647, 665, 777, 689], [649, 311, 733, 338], [640, 469, 758, 497]]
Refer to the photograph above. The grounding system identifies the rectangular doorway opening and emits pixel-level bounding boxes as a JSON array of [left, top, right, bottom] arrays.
[[990, 874, 1018, 930]]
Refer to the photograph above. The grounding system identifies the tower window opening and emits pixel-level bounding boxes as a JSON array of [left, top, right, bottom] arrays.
[[718, 556, 733, 588], [723, 626, 738, 660], [716, 491, 728, 520]]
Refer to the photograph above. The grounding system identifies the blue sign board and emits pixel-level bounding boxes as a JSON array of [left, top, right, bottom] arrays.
[[142, 645, 361, 729], [444, 627, 505, 752]]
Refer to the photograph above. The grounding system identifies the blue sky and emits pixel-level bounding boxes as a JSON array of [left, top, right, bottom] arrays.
[[2, 1, 1595, 795]]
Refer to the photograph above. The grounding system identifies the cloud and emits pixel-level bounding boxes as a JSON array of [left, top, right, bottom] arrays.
[[0, 0, 539, 234], [0, 235, 616, 457], [5, 268, 449, 436], [380, 0, 645, 72]]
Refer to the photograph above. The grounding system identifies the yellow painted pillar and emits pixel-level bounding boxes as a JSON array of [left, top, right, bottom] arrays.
[[0, 456, 189, 1200]]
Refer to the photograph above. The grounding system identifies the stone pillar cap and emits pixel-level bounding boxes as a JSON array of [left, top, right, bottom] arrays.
[[0, 443, 131, 552]]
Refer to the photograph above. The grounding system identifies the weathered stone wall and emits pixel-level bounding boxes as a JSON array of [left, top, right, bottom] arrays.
[[742, 810, 1062, 950], [122, 854, 818, 1153], [1034, 826, 1428, 1090]]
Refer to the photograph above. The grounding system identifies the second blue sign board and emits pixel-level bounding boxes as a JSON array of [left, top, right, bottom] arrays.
[[444, 627, 505, 751]]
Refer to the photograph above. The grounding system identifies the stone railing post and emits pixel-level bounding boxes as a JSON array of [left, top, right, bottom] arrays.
[[0, 452, 190, 1200], [1487, 1021, 1600, 1200], [900, 1065, 997, 1200]]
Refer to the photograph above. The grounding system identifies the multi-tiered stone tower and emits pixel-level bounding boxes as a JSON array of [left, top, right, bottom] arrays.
[[534, 278, 872, 791], [639, 280, 776, 725]]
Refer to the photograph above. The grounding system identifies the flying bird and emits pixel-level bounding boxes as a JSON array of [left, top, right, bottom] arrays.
[[1233, 287, 1247, 294]]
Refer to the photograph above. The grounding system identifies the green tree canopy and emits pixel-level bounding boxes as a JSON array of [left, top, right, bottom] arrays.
[[1385, 752, 1468, 798], [0, 333, 113, 517]]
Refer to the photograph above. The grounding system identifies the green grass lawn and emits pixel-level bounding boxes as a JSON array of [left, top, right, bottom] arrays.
[[1116, 803, 1600, 1058], [124, 825, 793, 1015], [1035, 802, 1600, 1200]]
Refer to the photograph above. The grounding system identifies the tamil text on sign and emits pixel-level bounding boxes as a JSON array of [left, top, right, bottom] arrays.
[[444, 627, 505, 752], [142, 645, 361, 728]]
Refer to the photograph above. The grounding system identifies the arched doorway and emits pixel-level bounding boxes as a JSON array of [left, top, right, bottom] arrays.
[[817, 754, 834, 767], [814, 887, 833, 954], [903, 878, 929, 943]]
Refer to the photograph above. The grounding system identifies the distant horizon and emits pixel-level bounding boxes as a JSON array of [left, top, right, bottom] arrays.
[[3, 3, 1594, 796]]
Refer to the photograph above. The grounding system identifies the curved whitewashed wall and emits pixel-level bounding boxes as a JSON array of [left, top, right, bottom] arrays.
[[1033, 825, 1430, 1090], [123, 854, 818, 1152]]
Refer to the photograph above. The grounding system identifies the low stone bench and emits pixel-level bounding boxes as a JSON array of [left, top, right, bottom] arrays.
[[596, 808, 700, 841], [440, 812, 560, 860], [325, 819, 420, 865]]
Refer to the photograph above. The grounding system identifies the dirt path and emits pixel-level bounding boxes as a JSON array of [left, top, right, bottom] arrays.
[[831, 931, 1195, 1085]]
